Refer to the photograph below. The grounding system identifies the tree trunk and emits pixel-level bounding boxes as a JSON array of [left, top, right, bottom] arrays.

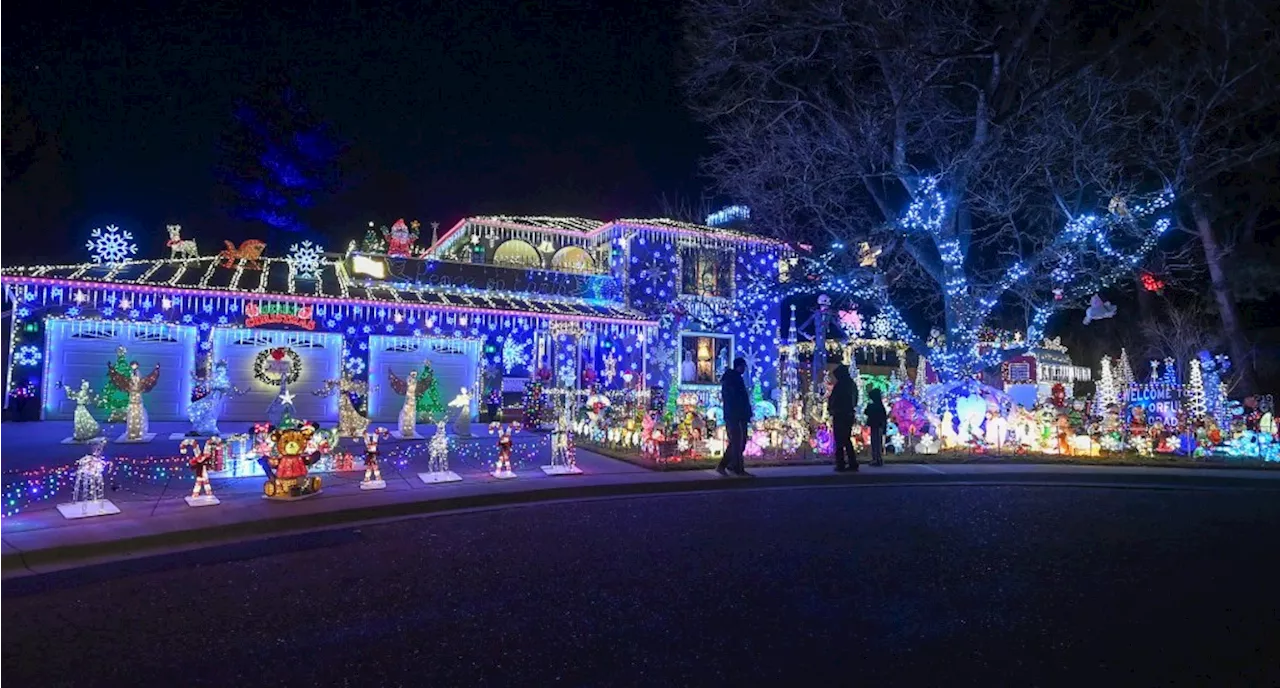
[[1191, 200, 1258, 394]]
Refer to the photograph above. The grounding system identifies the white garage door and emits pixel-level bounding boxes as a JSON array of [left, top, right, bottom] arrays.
[[212, 328, 343, 423], [43, 319, 197, 421], [368, 335, 481, 422]]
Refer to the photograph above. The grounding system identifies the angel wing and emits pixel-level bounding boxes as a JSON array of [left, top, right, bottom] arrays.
[[388, 369, 408, 396], [139, 364, 162, 393], [107, 365, 131, 393]]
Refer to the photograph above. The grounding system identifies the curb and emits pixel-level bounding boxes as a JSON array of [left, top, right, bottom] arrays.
[[5, 469, 1279, 576]]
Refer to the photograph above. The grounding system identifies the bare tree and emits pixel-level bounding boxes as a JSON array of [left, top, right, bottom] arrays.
[[1136, 0, 1280, 393], [657, 191, 717, 224], [683, 0, 1172, 382], [1139, 303, 1220, 385]]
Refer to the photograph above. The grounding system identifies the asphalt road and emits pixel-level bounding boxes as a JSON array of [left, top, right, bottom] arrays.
[[4, 482, 1279, 687]]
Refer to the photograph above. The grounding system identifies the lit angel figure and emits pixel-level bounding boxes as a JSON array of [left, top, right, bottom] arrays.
[[388, 369, 421, 438], [188, 359, 243, 436], [489, 421, 521, 479], [314, 373, 370, 438], [360, 428, 387, 490], [107, 360, 161, 441], [449, 387, 473, 437], [62, 379, 102, 442]]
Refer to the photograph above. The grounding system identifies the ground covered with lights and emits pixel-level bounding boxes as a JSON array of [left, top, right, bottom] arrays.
[[4, 479, 1278, 687]]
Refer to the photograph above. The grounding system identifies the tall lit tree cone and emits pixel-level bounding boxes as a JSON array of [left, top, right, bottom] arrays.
[[107, 361, 160, 441]]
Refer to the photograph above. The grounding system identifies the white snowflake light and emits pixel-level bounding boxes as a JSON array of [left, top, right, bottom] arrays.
[[86, 225, 138, 265], [502, 337, 531, 373], [288, 241, 325, 280], [345, 356, 366, 375], [15, 345, 42, 366], [868, 313, 896, 340]]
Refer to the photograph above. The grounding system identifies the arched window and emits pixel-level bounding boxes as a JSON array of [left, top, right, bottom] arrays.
[[550, 246, 595, 273], [492, 240, 543, 269]]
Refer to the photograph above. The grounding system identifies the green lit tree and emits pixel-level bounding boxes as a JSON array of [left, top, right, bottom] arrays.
[[415, 361, 447, 422], [98, 346, 131, 423]]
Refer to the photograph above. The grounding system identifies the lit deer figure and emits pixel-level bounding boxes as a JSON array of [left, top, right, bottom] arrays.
[[166, 224, 199, 259]]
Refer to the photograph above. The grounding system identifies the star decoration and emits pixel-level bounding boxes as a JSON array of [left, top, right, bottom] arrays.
[[410, 220, 421, 230], [279, 390, 296, 406]]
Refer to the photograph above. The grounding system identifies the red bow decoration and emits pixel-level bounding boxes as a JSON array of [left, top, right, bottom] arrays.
[[271, 348, 286, 361]]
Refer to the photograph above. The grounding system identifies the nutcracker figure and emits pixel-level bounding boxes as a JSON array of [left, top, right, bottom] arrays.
[[181, 438, 221, 506]]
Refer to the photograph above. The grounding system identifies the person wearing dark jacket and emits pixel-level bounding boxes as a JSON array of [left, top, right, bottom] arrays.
[[717, 357, 753, 477], [865, 387, 888, 467], [827, 364, 859, 472]]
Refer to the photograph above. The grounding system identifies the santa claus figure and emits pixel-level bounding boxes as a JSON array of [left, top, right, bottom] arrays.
[[382, 218, 419, 257]]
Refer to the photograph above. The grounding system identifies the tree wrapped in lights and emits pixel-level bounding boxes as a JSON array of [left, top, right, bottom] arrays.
[[1096, 356, 1119, 417], [1186, 358, 1206, 420], [685, 0, 1175, 384], [98, 346, 131, 422], [415, 361, 447, 422]]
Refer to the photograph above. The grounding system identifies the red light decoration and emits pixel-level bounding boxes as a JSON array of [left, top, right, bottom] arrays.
[[1141, 272, 1166, 294]]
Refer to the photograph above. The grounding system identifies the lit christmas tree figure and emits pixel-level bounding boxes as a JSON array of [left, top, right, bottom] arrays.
[[1096, 356, 1118, 417], [360, 428, 387, 490], [489, 421, 520, 479], [415, 360, 447, 423], [1186, 358, 1206, 420], [388, 369, 421, 438], [60, 379, 102, 443], [99, 346, 131, 423], [57, 439, 120, 519], [107, 360, 161, 442]]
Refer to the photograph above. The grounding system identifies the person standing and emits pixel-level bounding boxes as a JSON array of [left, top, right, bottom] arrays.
[[828, 364, 859, 472], [865, 387, 888, 467], [717, 357, 753, 477]]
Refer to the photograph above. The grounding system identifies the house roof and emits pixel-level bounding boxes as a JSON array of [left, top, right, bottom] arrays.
[[469, 215, 605, 233], [0, 257, 654, 325]]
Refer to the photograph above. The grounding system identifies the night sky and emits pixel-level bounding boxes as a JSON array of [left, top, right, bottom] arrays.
[[2, 0, 708, 264]]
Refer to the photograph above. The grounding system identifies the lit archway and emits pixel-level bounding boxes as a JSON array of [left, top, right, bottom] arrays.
[[492, 240, 543, 269]]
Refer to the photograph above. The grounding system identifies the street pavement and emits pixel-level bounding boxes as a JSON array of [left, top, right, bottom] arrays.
[[4, 481, 1278, 686]]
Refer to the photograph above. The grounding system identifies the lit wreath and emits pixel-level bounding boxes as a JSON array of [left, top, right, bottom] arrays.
[[253, 347, 302, 385]]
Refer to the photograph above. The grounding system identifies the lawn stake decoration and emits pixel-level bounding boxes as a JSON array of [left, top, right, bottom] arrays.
[[181, 437, 223, 506], [361, 428, 388, 490], [489, 421, 520, 479]]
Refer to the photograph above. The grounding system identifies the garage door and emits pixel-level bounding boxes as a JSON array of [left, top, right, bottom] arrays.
[[212, 328, 343, 423], [43, 319, 197, 421], [368, 335, 482, 422]]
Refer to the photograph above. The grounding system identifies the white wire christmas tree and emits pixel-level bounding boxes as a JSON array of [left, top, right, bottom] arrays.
[[1186, 358, 1206, 420]]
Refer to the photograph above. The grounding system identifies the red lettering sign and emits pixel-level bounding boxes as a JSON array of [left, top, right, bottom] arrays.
[[245, 303, 316, 330]]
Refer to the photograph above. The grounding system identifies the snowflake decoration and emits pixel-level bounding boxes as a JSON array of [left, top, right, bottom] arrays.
[[502, 337, 531, 373], [638, 258, 670, 290], [14, 345, 41, 366], [288, 241, 325, 280], [838, 309, 864, 337], [85, 225, 138, 265], [647, 341, 674, 381], [739, 309, 770, 336], [345, 356, 366, 376], [868, 313, 896, 340]]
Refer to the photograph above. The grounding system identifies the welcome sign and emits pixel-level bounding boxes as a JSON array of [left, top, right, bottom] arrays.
[[245, 302, 316, 330]]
